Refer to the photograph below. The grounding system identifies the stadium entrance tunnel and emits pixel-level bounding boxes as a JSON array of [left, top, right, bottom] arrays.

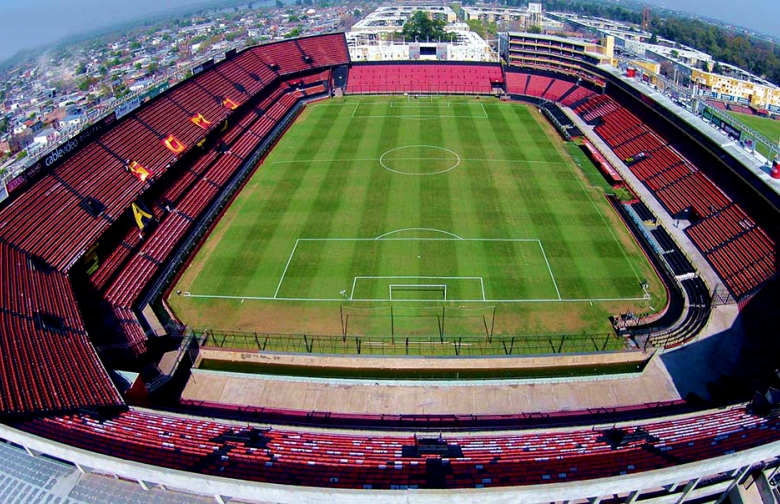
[[379, 145, 461, 175]]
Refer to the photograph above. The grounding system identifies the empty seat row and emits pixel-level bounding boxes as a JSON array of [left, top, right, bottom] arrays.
[[14, 404, 780, 490]]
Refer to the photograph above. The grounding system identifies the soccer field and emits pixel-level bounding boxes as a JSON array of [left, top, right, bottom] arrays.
[[728, 112, 780, 144], [170, 96, 665, 344]]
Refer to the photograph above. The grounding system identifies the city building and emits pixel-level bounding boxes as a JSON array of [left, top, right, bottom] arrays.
[[462, 4, 543, 29], [350, 5, 457, 35], [500, 31, 614, 84]]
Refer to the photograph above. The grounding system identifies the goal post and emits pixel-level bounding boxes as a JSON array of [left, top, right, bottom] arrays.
[[389, 284, 447, 301], [350, 276, 485, 301]]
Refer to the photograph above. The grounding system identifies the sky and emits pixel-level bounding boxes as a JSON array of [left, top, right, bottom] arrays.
[[0, 0, 230, 62], [0, 0, 779, 64], [641, 0, 780, 38]]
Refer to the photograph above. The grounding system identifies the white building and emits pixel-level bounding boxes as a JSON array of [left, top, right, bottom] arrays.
[[348, 25, 497, 63], [351, 5, 458, 35], [462, 4, 543, 29], [33, 128, 58, 146]]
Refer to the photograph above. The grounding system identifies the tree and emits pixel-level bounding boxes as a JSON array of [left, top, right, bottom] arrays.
[[285, 27, 302, 38], [401, 11, 455, 43], [75, 62, 87, 75], [528, 24, 542, 34], [466, 19, 486, 39], [147, 62, 159, 74], [353, 9, 361, 18], [649, 32, 658, 44], [76, 77, 97, 92], [670, 49, 679, 59], [275, 0, 283, 7]]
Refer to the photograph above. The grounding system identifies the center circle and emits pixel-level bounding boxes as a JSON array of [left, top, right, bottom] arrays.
[[379, 145, 461, 176]]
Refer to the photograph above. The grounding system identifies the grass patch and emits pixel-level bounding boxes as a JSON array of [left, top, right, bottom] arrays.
[[727, 112, 780, 158]]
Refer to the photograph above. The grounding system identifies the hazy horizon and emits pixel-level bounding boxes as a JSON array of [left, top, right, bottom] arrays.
[[0, 0, 244, 63], [0, 0, 778, 65], [643, 0, 780, 39]]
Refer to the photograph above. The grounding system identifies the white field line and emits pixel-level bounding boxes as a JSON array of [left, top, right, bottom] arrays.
[[374, 228, 464, 240], [351, 275, 484, 301], [183, 293, 647, 304], [355, 114, 486, 120], [538, 241, 562, 300], [390, 101, 450, 108], [389, 284, 447, 301], [350, 101, 489, 120], [559, 145, 644, 284], [295, 238, 541, 242], [273, 239, 299, 298], [274, 238, 545, 301], [269, 158, 568, 166]]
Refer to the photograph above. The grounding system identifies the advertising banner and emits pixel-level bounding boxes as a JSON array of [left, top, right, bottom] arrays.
[[115, 96, 141, 120]]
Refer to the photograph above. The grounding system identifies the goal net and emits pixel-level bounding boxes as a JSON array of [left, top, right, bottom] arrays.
[[389, 284, 446, 301]]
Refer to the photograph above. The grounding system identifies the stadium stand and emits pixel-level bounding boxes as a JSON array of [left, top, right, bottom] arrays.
[[706, 100, 728, 111], [539, 102, 583, 141], [0, 33, 348, 410], [1, 31, 780, 502], [346, 63, 503, 94], [650, 227, 696, 277], [560, 86, 596, 107], [572, 94, 777, 298], [0, 241, 123, 415], [13, 405, 780, 490], [505, 71, 591, 106], [727, 104, 755, 115]]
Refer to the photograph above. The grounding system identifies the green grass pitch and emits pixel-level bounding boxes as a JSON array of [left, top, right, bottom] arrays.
[[727, 112, 780, 159], [170, 96, 665, 346], [728, 112, 780, 144]]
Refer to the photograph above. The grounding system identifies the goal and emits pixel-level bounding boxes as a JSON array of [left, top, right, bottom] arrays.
[[389, 284, 446, 301]]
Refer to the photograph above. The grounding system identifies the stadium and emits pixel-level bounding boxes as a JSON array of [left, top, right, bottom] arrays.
[[0, 31, 779, 503]]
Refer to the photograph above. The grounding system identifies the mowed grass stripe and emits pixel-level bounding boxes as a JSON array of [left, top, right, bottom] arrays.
[[381, 108, 424, 296], [192, 104, 344, 296], [492, 105, 581, 299], [418, 112, 459, 286], [452, 108, 534, 300], [281, 108, 368, 298], [346, 107, 401, 300], [477, 105, 557, 300]]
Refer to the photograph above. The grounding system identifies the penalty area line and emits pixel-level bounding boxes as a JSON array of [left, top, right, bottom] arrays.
[[273, 239, 299, 298], [538, 241, 562, 301]]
